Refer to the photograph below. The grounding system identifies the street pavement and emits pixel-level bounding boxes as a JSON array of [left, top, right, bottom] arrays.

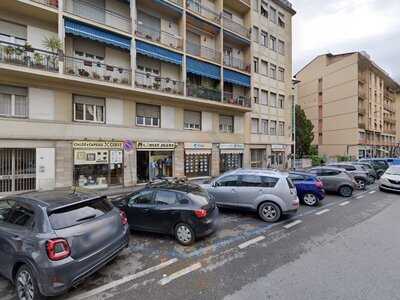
[[0, 184, 399, 300]]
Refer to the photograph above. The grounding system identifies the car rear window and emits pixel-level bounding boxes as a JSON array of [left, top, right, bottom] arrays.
[[48, 198, 113, 230], [188, 193, 209, 206], [286, 178, 295, 189]]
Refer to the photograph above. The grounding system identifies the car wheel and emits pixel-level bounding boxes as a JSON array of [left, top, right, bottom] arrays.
[[175, 223, 195, 246], [302, 193, 318, 206], [15, 265, 44, 300], [258, 202, 281, 223], [338, 185, 353, 197], [355, 178, 367, 190]]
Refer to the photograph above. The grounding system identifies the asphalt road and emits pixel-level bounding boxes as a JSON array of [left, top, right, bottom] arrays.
[[1, 184, 399, 300]]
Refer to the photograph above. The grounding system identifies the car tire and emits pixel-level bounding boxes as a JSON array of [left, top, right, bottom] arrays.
[[302, 193, 319, 206], [15, 265, 44, 300], [175, 223, 195, 246], [338, 185, 353, 197], [355, 178, 367, 190], [258, 202, 281, 223]]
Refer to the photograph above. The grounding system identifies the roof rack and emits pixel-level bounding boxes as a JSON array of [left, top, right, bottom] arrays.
[[145, 177, 188, 187]]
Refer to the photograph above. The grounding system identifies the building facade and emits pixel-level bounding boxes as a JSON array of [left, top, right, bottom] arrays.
[[295, 52, 400, 159], [0, 0, 294, 195]]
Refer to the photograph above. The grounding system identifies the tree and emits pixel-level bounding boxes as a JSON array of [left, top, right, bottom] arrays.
[[295, 104, 314, 158]]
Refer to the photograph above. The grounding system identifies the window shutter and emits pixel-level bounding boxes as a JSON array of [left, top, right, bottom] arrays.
[[136, 103, 160, 118], [74, 95, 105, 106]]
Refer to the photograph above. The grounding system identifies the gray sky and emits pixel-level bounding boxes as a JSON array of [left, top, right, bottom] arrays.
[[292, 0, 400, 81]]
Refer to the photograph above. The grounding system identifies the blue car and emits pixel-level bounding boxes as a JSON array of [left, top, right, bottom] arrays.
[[288, 172, 325, 206]]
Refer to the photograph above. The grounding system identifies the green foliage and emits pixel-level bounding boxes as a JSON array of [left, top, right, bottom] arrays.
[[42, 36, 63, 53], [310, 155, 326, 166], [337, 155, 352, 162], [295, 104, 315, 158]]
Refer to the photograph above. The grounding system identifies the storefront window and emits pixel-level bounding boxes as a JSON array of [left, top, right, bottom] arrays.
[[220, 153, 242, 173], [185, 153, 211, 177], [137, 150, 173, 183], [251, 149, 265, 168]]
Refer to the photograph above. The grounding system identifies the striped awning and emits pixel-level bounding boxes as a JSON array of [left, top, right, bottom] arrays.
[[187, 57, 221, 80], [223, 69, 251, 87], [136, 40, 183, 65]]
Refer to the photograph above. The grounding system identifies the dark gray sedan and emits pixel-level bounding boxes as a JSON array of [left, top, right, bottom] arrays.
[[0, 190, 129, 300]]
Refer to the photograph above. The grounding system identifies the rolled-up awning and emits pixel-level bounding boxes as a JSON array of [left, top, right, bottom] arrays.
[[64, 18, 131, 50], [187, 57, 221, 80], [221, 149, 243, 154], [136, 40, 182, 65], [185, 149, 212, 155], [223, 68, 251, 87]]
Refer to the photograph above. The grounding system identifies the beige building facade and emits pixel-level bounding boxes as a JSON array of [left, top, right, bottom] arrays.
[[0, 0, 294, 195], [296, 52, 400, 159]]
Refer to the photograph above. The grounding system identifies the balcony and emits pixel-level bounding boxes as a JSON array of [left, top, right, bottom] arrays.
[[64, 0, 132, 33], [223, 92, 250, 107], [223, 55, 250, 72], [64, 56, 131, 85], [358, 107, 366, 115], [186, 0, 221, 24], [358, 91, 367, 100], [0, 41, 59, 72], [186, 40, 220, 63], [223, 16, 250, 39], [135, 71, 184, 95], [358, 123, 366, 129], [358, 73, 366, 84], [385, 117, 396, 125], [384, 92, 394, 101], [30, 0, 59, 9], [164, 0, 183, 6], [384, 103, 395, 112], [136, 23, 183, 50], [187, 84, 221, 101]]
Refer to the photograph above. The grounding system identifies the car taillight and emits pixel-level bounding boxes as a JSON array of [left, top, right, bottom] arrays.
[[194, 209, 208, 219], [46, 239, 70, 261], [120, 210, 128, 225], [315, 180, 323, 189]]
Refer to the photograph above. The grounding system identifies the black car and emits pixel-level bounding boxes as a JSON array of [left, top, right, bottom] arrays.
[[113, 180, 219, 245], [358, 159, 389, 178]]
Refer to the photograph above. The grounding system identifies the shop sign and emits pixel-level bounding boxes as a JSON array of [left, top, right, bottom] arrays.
[[184, 142, 212, 149], [271, 144, 285, 150], [136, 141, 176, 150], [74, 150, 109, 165], [72, 141, 123, 149], [219, 144, 245, 150]]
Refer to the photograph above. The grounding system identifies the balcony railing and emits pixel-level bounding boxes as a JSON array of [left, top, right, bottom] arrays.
[[136, 23, 183, 50], [186, 40, 220, 63], [384, 103, 395, 112], [186, 0, 221, 24], [187, 84, 221, 101], [223, 16, 250, 39], [384, 92, 394, 101], [359, 91, 367, 100], [64, 0, 132, 33], [162, 0, 183, 6], [30, 0, 59, 8], [64, 56, 131, 85], [135, 71, 184, 95], [0, 41, 59, 72], [223, 92, 251, 107], [358, 107, 366, 115], [358, 73, 366, 84], [223, 55, 250, 72]]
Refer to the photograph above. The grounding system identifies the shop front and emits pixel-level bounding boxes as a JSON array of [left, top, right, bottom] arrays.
[[136, 142, 175, 183], [73, 141, 124, 189], [184, 143, 212, 178], [219, 144, 244, 173], [271, 144, 286, 169]]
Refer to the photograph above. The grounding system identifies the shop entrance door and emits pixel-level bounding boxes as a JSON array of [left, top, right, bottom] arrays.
[[137, 151, 150, 183], [271, 152, 285, 170]]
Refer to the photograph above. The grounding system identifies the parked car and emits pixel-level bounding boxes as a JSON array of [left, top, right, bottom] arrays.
[[326, 163, 372, 189], [383, 158, 400, 166], [201, 169, 299, 223], [307, 167, 356, 197], [351, 161, 378, 180], [288, 172, 325, 206], [0, 190, 129, 300], [379, 166, 400, 193], [113, 180, 219, 246], [358, 158, 389, 178]]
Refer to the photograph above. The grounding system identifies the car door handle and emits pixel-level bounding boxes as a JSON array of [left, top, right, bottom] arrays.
[[142, 208, 151, 213], [11, 235, 21, 241]]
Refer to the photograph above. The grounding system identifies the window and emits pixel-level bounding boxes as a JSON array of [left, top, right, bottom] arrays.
[[270, 64, 277, 79], [129, 190, 154, 206], [270, 92, 277, 107], [253, 87, 259, 103], [136, 103, 160, 127], [7, 204, 35, 227], [260, 90, 268, 105], [278, 12, 285, 28], [261, 119, 268, 134], [223, 10, 233, 19], [240, 175, 262, 187], [184, 110, 201, 130], [278, 121, 285, 136], [278, 94, 285, 109], [155, 191, 177, 205], [219, 115, 234, 133], [73, 96, 105, 123], [278, 67, 285, 81], [261, 176, 279, 188], [0, 85, 28, 118], [0, 198, 15, 224], [278, 40, 285, 55], [270, 35, 277, 51], [260, 60, 268, 76], [270, 6, 277, 23], [252, 26, 259, 43], [251, 118, 259, 133], [261, 2, 268, 18], [216, 175, 239, 187], [260, 31, 268, 47], [0, 20, 27, 45], [253, 57, 259, 73], [270, 120, 277, 135]]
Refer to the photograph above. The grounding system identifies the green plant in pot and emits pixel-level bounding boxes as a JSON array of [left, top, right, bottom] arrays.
[[33, 52, 44, 67], [5, 46, 15, 60], [42, 36, 63, 69]]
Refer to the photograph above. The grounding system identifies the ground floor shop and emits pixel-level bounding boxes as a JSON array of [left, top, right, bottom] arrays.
[[184, 143, 212, 178], [250, 144, 291, 170], [220, 144, 244, 173]]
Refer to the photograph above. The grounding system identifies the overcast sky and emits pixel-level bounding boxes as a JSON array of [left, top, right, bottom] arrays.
[[292, 0, 400, 81]]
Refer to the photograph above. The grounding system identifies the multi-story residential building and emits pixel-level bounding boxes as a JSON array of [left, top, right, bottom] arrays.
[[295, 52, 400, 159], [0, 0, 294, 195]]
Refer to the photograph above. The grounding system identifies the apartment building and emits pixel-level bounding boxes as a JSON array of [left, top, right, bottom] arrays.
[[0, 0, 294, 195], [295, 52, 400, 159]]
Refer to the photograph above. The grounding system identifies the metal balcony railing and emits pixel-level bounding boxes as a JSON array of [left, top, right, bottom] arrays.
[[135, 71, 184, 95], [223, 92, 251, 107], [64, 0, 132, 33], [136, 23, 183, 50], [64, 56, 131, 85], [186, 40, 220, 63], [383, 103, 395, 112], [358, 91, 367, 100], [30, 0, 59, 8], [223, 55, 250, 72], [186, 0, 221, 23], [223, 16, 250, 39], [162, 0, 183, 6], [187, 84, 221, 101], [0, 41, 59, 72]]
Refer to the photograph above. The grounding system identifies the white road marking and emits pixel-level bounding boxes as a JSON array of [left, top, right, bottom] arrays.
[[69, 258, 178, 300], [339, 201, 350, 206], [315, 209, 330, 215], [369, 190, 376, 194], [238, 236, 266, 249], [356, 195, 364, 199], [159, 263, 202, 286], [283, 220, 302, 229]]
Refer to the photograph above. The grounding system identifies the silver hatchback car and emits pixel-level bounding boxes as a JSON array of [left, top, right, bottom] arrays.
[[201, 169, 299, 222]]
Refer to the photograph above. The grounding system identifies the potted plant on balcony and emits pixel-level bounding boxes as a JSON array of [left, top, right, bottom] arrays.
[[33, 52, 44, 68], [24, 43, 34, 52], [92, 72, 101, 80], [103, 75, 111, 81], [5, 46, 15, 62], [113, 78, 119, 83], [42, 36, 62, 70], [121, 78, 129, 85], [67, 68, 75, 75], [49, 0, 59, 8]]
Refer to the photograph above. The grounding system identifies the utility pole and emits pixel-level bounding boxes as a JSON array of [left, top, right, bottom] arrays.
[[292, 79, 301, 170]]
